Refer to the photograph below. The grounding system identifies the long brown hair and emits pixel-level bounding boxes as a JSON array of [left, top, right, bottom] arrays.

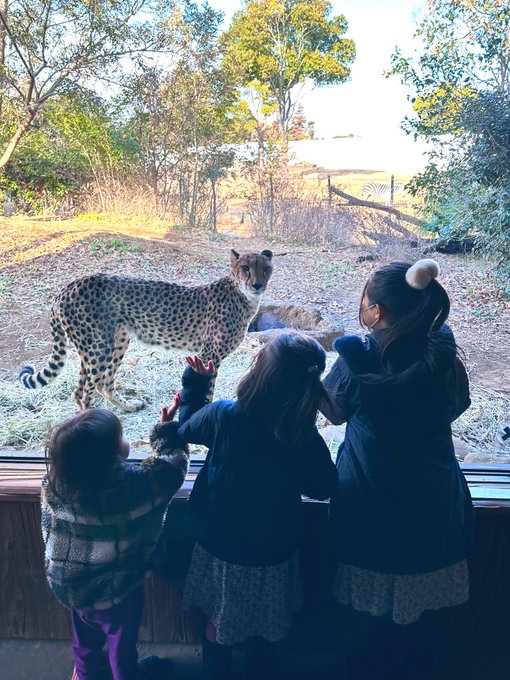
[[237, 331, 330, 445], [45, 408, 123, 504]]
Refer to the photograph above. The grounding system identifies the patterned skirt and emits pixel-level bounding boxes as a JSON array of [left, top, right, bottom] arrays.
[[332, 559, 469, 625], [183, 543, 305, 645]]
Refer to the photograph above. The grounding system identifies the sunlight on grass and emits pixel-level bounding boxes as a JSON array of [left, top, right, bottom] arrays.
[[0, 216, 176, 268]]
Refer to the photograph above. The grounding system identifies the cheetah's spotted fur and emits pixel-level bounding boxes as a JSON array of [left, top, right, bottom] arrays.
[[19, 249, 273, 411]]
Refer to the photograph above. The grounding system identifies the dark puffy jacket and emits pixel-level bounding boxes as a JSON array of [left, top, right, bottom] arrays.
[[177, 367, 338, 567], [322, 329, 475, 575]]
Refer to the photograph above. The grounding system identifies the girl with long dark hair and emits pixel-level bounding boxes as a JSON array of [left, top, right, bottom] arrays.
[[166, 332, 337, 680], [322, 259, 475, 679]]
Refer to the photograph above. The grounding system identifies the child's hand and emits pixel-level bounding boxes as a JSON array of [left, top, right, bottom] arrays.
[[186, 355, 216, 376], [160, 393, 181, 423]]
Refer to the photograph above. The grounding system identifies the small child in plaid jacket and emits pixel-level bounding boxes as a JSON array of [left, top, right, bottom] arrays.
[[41, 398, 187, 680]]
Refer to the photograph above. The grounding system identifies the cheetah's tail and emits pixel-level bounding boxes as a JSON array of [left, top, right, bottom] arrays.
[[19, 311, 68, 389]]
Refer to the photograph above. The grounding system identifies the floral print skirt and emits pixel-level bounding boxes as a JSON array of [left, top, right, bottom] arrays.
[[332, 558, 469, 625], [183, 543, 304, 645]]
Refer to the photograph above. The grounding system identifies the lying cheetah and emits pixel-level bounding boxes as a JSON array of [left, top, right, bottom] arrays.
[[19, 249, 273, 411]]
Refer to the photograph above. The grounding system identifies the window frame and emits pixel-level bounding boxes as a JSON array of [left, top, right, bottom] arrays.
[[1, 453, 510, 507]]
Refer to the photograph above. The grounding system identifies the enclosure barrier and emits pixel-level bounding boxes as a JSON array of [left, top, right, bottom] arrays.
[[1, 459, 510, 655]]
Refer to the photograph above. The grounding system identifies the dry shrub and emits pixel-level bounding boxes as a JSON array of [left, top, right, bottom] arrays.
[[77, 180, 175, 221], [271, 195, 350, 245], [324, 204, 428, 262], [246, 163, 428, 256], [248, 175, 354, 245]]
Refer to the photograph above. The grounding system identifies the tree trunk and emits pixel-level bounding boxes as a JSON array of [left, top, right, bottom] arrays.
[[328, 182, 426, 227], [278, 99, 286, 135], [0, 111, 36, 173], [0, 0, 7, 121], [189, 149, 199, 227], [268, 171, 274, 235], [210, 177, 217, 232]]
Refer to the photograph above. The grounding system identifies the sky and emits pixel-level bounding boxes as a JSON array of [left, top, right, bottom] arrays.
[[208, 0, 430, 172]]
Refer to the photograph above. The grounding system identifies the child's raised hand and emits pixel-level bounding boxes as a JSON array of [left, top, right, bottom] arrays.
[[186, 355, 216, 376], [160, 393, 181, 423]]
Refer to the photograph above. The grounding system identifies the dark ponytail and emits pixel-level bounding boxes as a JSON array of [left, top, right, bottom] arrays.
[[360, 261, 457, 377], [46, 408, 122, 505]]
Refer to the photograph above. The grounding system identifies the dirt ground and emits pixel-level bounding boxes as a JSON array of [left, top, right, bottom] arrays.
[[0, 214, 509, 460]]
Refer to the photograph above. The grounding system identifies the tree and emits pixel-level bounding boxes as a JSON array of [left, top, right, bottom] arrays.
[[389, 0, 510, 285], [1, 88, 138, 210], [222, 0, 355, 133], [0, 0, 175, 174], [389, 0, 510, 140], [287, 104, 309, 140], [123, 1, 241, 227]]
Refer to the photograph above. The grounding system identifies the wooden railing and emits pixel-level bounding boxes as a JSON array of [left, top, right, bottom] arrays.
[[1, 459, 510, 651]]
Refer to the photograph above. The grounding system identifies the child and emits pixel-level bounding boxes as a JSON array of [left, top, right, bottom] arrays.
[[164, 332, 338, 680], [321, 259, 475, 678], [41, 398, 187, 680]]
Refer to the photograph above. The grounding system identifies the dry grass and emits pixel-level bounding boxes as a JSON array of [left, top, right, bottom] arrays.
[[0, 214, 175, 270], [0, 336, 339, 458], [0, 339, 255, 457], [454, 386, 510, 463], [2, 333, 506, 463]]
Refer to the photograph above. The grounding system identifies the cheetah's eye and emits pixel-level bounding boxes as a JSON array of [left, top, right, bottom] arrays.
[[241, 265, 250, 273]]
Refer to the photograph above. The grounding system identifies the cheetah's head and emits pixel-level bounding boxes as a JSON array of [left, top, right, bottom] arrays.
[[230, 249, 273, 301]]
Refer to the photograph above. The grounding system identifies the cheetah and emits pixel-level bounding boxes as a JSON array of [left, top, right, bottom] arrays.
[[19, 249, 273, 411]]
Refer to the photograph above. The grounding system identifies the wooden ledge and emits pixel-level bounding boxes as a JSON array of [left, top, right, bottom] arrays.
[[0, 461, 198, 503], [2, 460, 510, 508]]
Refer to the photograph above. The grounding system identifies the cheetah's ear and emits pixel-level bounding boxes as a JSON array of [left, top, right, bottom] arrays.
[[261, 249, 273, 260], [230, 249, 240, 266]]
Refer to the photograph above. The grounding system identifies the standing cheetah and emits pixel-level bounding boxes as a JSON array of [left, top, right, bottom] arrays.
[[19, 249, 273, 411]]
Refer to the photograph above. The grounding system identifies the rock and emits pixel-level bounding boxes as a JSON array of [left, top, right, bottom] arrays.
[[248, 302, 344, 351], [463, 452, 489, 463], [464, 451, 510, 464], [248, 312, 287, 332], [452, 437, 471, 461], [423, 236, 481, 255], [356, 253, 376, 263], [3, 200, 15, 217]]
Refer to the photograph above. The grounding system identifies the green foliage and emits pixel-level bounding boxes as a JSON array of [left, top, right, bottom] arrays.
[[222, 0, 355, 131], [0, 275, 10, 295], [0, 90, 138, 210], [319, 262, 355, 288], [390, 1, 510, 284], [121, 1, 241, 228], [389, 0, 510, 139], [208, 232, 226, 242], [0, 0, 175, 173], [89, 237, 140, 255]]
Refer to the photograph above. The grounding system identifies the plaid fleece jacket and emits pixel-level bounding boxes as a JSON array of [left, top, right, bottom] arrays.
[[41, 421, 188, 611]]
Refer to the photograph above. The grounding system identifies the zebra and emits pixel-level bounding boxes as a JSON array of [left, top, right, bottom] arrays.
[[362, 181, 405, 204]]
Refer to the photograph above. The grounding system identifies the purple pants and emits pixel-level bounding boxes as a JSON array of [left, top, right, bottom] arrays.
[[71, 585, 144, 680]]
